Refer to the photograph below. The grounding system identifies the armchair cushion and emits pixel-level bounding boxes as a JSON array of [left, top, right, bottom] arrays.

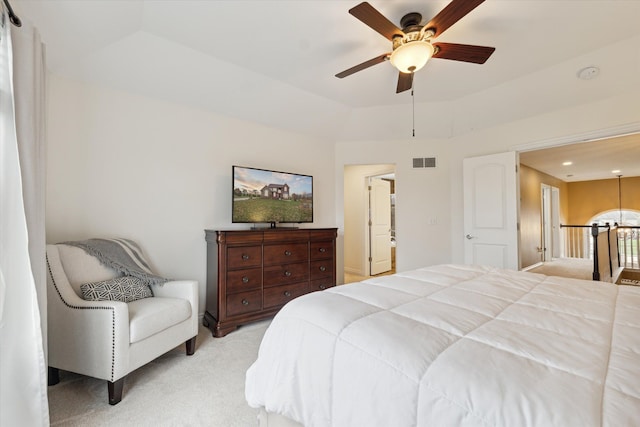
[[81, 276, 153, 303], [128, 296, 191, 344]]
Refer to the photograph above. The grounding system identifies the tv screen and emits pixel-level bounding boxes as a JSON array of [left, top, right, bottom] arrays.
[[232, 166, 313, 225]]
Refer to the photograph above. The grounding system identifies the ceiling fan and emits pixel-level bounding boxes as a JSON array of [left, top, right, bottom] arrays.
[[336, 0, 495, 93]]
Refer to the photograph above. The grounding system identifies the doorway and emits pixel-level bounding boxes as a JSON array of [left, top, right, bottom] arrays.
[[343, 164, 396, 283], [541, 184, 561, 261]]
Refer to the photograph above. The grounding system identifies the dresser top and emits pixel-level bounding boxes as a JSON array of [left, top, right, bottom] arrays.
[[205, 228, 337, 244]]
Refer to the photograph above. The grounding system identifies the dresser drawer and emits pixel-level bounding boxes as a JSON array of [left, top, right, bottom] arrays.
[[263, 243, 308, 265], [226, 290, 262, 317], [310, 229, 337, 241], [263, 262, 309, 287], [310, 241, 333, 260], [310, 259, 333, 279], [226, 268, 262, 293], [263, 283, 308, 309], [310, 278, 335, 292], [227, 246, 262, 269]]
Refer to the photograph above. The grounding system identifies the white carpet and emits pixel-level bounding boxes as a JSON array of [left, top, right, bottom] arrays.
[[48, 320, 271, 426]]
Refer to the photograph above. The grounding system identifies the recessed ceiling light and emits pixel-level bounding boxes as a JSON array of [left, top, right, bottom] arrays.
[[562, 161, 573, 166], [612, 170, 621, 174]]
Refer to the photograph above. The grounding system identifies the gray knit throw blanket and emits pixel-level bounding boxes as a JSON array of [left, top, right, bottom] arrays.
[[63, 238, 169, 285]]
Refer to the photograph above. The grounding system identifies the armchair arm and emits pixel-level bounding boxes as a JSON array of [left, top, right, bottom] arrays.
[[47, 246, 131, 382], [150, 280, 199, 336], [150, 280, 197, 300]]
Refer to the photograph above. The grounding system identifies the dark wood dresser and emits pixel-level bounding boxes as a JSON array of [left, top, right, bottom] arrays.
[[203, 228, 337, 337]]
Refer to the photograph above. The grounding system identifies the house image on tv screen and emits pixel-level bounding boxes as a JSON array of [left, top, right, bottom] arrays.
[[261, 183, 289, 200]]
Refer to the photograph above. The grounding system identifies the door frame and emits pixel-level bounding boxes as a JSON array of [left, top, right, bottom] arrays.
[[514, 122, 640, 267], [541, 184, 561, 262], [541, 184, 551, 261], [551, 186, 561, 258], [463, 151, 520, 270], [368, 176, 392, 275], [364, 169, 395, 276]]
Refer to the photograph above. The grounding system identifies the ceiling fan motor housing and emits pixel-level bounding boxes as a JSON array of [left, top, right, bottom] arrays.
[[400, 12, 423, 32], [337, 0, 496, 93], [393, 12, 436, 52]]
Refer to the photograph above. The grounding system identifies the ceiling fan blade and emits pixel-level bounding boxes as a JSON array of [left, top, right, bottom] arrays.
[[432, 42, 495, 64], [396, 72, 413, 93], [336, 53, 389, 78], [424, 0, 485, 38], [349, 2, 404, 41]]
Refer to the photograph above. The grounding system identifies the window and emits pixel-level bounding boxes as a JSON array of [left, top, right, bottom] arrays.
[[590, 210, 640, 269], [589, 209, 640, 227]]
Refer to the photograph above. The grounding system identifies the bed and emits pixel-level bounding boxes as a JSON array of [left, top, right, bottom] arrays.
[[245, 264, 640, 426]]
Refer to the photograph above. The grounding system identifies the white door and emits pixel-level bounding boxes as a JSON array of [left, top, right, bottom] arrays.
[[369, 178, 392, 275], [551, 187, 561, 258], [542, 185, 552, 262], [541, 184, 561, 261], [463, 151, 519, 270]]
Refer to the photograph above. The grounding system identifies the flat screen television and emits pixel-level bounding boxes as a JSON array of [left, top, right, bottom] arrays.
[[232, 166, 313, 227]]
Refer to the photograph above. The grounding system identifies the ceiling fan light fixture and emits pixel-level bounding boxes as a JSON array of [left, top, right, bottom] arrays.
[[390, 40, 434, 73]]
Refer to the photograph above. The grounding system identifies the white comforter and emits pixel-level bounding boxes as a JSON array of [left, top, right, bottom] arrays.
[[245, 264, 640, 426]]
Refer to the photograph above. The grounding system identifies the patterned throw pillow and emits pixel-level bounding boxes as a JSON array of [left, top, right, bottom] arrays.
[[81, 276, 153, 303]]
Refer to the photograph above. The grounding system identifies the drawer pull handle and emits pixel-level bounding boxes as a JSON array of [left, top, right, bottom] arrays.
[[242, 276, 249, 283], [241, 299, 249, 306], [284, 250, 292, 256], [284, 291, 292, 297], [319, 266, 326, 272], [319, 248, 326, 253], [319, 284, 327, 290], [284, 271, 292, 277], [242, 254, 250, 260]]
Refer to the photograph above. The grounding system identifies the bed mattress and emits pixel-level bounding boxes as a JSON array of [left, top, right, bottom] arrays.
[[245, 264, 640, 426]]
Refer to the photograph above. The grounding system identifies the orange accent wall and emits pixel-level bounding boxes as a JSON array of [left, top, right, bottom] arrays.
[[567, 176, 640, 225]]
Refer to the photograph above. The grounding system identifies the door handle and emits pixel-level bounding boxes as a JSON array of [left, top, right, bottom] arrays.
[[465, 234, 476, 240]]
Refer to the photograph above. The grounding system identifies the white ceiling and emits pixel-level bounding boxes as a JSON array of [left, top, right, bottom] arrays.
[[11, 0, 640, 175]]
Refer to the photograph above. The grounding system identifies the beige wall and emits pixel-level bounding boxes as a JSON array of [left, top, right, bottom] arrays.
[[519, 165, 569, 268], [48, 76, 640, 293], [46, 75, 338, 315], [567, 176, 640, 225]]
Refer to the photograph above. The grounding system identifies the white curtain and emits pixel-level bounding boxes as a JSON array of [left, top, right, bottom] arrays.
[[0, 7, 49, 426]]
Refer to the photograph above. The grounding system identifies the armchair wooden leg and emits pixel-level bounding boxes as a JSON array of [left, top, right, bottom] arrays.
[[108, 378, 125, 405], [186, 336, 196, 355], [48, 367, 60, 386]]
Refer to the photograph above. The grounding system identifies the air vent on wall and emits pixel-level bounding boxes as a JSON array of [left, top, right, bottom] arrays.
[[413, 157, 436, 168]]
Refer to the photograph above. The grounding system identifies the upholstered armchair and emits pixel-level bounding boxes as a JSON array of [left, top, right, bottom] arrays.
[[46, 241, 199, 405]]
